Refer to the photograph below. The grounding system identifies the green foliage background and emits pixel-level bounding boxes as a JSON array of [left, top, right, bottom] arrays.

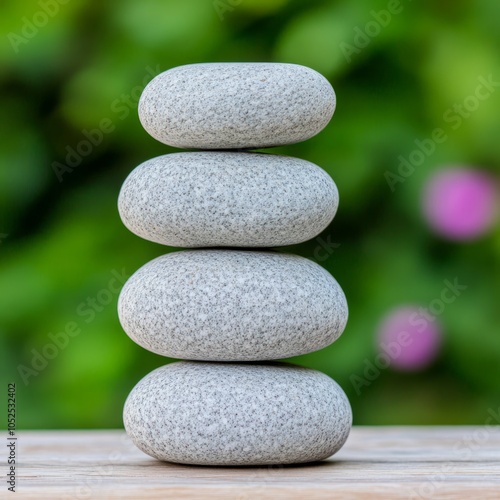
[[0, 0, 499, 429]]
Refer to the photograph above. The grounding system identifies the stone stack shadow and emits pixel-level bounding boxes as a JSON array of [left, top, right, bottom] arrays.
[[118, 63, 352, 466]]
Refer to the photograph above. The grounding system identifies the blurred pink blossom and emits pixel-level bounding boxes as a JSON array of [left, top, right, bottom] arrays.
[[422, 168, 498, 240], [377, 306, 442, 371]]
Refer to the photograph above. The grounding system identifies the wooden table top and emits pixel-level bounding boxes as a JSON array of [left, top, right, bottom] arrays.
[[11, 426, 500, 499]]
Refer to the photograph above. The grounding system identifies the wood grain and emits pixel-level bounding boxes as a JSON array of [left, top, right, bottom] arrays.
[[10, 426, 500, 499]]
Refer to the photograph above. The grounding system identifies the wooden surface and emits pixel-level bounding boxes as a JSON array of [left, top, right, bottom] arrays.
[[12, 427, 500, 499]]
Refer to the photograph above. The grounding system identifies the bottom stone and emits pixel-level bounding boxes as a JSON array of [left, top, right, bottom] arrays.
[[123, 361, 352, 466]]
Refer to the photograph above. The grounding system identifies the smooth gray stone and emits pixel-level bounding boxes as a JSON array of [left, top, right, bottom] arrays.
[[118, 250, 348, 361], [138, 62, 336, 149], [123, 361, 352, 465], [118, 152, 338, 248]]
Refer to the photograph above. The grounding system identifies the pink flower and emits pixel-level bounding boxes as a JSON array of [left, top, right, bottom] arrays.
[[422, 168, 498, 240], [377, 306, 442, 371]]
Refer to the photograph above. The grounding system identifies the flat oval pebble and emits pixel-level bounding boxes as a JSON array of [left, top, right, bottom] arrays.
[[124, 361, 352, 465], [118, 152, 338, 248], [138, 62, 336, 149], [118, 250, 348, 361]]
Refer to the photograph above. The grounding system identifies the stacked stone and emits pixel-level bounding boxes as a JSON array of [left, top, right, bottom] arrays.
[[118, 63, 351, 466]]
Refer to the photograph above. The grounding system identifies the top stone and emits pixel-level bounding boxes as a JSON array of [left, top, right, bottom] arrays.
[[138, 63, 336, 149]]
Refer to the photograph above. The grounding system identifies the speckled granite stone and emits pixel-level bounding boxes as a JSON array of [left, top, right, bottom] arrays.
[[118, 250, 348, 361], [123, 361, 352, 465], [138, 63, 336, 149], [118, 152, 338, 248]]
